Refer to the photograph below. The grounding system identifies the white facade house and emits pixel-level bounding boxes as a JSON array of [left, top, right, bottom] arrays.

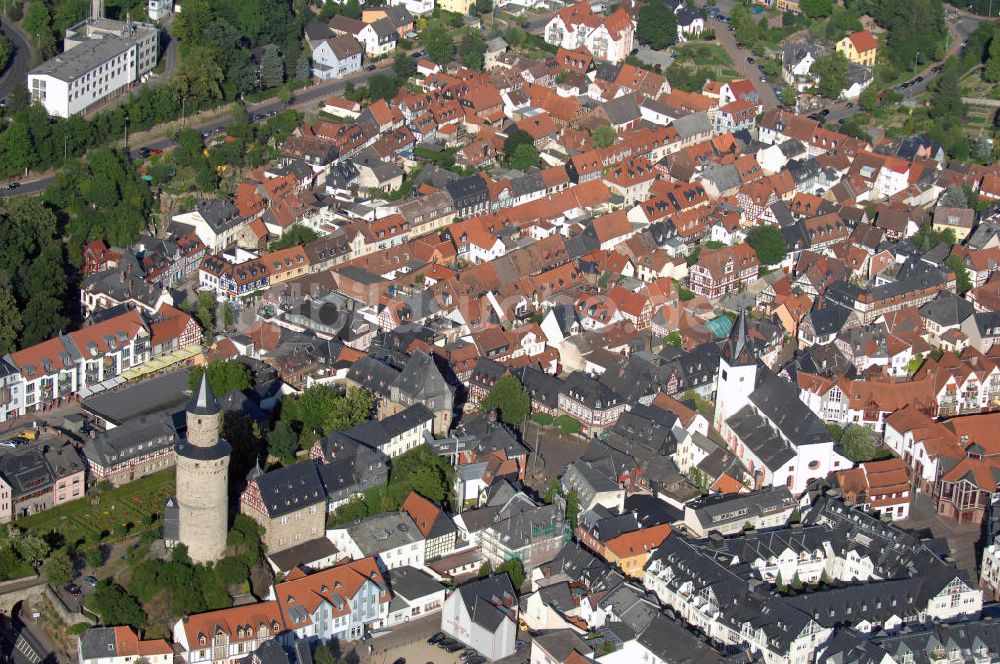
[[272, 557, 390, 643], [79, 627, 173, 664], [147, 0, 172, 20], [326, 512, 426, 570], [28, 17, 159, 117], [543, 2, 635, 65], [441, 576, 518, 661], [385, 566, 446, 626], [387, 0, 434, 15], [311, 35, 364, 81]]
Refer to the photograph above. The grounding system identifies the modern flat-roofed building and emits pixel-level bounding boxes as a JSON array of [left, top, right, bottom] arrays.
[[28, 16, 159, 117]]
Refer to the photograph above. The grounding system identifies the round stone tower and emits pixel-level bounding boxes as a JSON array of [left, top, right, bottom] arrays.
[[175, 372, 231, 563]]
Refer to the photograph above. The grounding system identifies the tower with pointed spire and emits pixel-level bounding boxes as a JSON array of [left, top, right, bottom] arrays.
[[714, 309, 759, 432], [175, 373, 231, 563]]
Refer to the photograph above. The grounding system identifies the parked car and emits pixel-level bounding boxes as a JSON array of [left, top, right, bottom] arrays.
[[64, 583, 82, 597], [82, 576, 98, 587], [428, 633, 446, 645], [366, 64, 377, 71], [392, 659, 405, 664], [444, 644, 463, 653], [746, 56, 755, 64], [5, 181, 19, 190]]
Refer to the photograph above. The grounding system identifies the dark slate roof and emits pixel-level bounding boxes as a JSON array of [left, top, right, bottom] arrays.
[[255, 461, 326, 518], [445, 174, 490, 207], [79, 628, 118, 661], [636, 612, 730, 664], [455, 575, 517, 632], [747, 367, 831, 447], [807, 302, 853, 337], [188, 372, 220, 416], [517, 365, 563, 410], [562, 370, 622, 410], [918, 291, 975, 327], [385, 565, 445, 601], [84, 414, 176, 468], [340, 403, 433, 451]]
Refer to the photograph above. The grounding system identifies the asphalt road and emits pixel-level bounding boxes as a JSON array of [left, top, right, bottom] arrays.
[[0, 19, 32, 101], [708, 16, 780, 110], [0, 64, 388, 198]]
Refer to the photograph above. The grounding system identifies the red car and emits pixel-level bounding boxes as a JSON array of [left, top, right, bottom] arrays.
[[148, 147, 163, 155]]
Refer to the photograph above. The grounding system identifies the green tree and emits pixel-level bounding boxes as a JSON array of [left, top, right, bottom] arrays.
[[313, 643, 337, 664], [259, 44, 285, 89], [188, 361, 252, 397], [745, 225, 787, 265], [635, 1, 677, 50], [295, 51, 311, 82], [478, 561, 492, 577], [813, 52, 849, 99], [345, 0, 362, 19], [940, 186, 969, 208], [592, 125, 616, 148], [422, 25, 453, 65], [87, 583, 147, 629], [476, 0, 493, 13], [859, 84, 879, 113], [930, 61, 967, 131], [480, 374, 531, 425], [368, 74, 398, 101], [271, 225, 318, 250], [0, 272, 22, 355], [781, 86, 797, 108], [0, 121, 34, 175], [544, 478, 561, 504], [504, 127, 534, 157], [729, 5, 760, 48], [459, 30, 486, 70], [393, 53, 417, 80], [267, 420, 300, 461], [663, 331, 682, 348], [841, 424, 878, 462], [280, 385, 374, 438], [510, 143, 539, 170], [565, 490, 580, 529], [494, 558, 524, 589], [800, 0, 832, 18], [946, 255, 972, 294], [42, 550, 74, 586]]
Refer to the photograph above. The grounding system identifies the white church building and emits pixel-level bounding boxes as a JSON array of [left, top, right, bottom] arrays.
[[714, 312, 852, 494]]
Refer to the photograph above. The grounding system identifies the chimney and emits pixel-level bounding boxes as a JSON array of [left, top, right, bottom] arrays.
[[91, 0, 104, 19]]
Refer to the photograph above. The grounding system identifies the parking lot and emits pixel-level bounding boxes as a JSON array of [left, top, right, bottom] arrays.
[[356, 616, 531, 664]]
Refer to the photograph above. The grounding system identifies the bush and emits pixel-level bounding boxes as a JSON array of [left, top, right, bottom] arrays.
[[531, 412, 553, 426], [553, 415, 580, 435]]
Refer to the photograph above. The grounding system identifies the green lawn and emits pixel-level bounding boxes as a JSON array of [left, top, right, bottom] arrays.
[[672, 42, 733, 67], [17, 470, 176, 550]]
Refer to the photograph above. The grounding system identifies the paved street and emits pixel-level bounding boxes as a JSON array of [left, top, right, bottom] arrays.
[[0, 61, 393, 198], [706, 17, 780, 110], [0, 18, 33, 101], [898, 492, 983, 580]]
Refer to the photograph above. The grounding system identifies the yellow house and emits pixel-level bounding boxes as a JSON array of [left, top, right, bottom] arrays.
[[836, 30, 878, 68], [437, 0, 474, 15], [601, 524, 672, 580], [932, 206, 975, 242]]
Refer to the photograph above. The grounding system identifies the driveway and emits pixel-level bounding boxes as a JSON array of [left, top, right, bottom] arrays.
[[706, 17, 779, 110]]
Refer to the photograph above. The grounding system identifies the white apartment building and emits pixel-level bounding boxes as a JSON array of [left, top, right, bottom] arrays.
[[28, 17, 159, 117]]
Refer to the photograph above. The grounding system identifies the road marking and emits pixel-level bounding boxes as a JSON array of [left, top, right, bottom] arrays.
[[15, 635, 41, 664]]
